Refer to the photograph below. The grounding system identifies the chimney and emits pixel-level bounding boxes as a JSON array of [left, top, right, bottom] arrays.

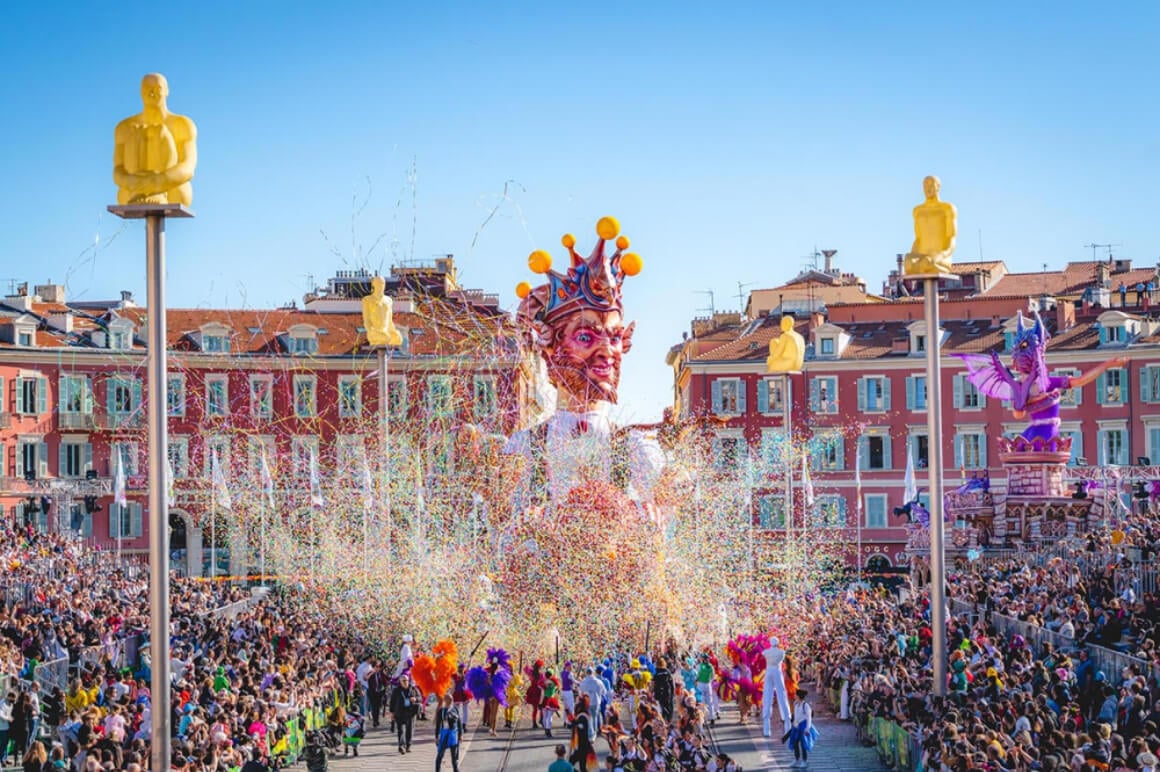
[[1055, 300, 1075, 333], [34, 284, 65, 304], [48, 311, 73, 333], [1096, 262, 1110, 289], [897, 254, 904, 274], [119, 290, 136, 307], [990, 315, 1001, 329], [809, 310, 825, 332], [822, 249, 837, 274]]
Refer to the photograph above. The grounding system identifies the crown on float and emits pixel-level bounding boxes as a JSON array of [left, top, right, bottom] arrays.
[[515, 216, 642, 327]]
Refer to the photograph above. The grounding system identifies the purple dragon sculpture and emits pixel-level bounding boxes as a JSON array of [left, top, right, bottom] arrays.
[[955, 310, 1126, 443]]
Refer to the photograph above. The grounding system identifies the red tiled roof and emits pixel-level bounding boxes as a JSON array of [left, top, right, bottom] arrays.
[[986, 261, 1157, 298]]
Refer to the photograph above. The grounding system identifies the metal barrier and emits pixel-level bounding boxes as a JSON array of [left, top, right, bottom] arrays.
[[33, 656, 69, 693], [989, 613, 1079, 655]]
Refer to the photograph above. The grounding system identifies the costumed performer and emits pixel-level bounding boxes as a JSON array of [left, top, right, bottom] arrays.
[[451, 663, 472, 730], [541, 667, 563, 737], [465, 648, 512, 737], [525, 659, 546, 730], [560, 661, 576, 722], [696, 651, 719, 725], [503, 667, 526, 729], [621, 659, 652, 731], [761, 637, 791, 738], [570, 694, 598, 772], [784, 652, 800, 719]]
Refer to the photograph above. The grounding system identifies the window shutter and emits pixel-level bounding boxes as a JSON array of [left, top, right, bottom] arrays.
[[131, 379, 143, 410], [0, 376, 5, 412], [857, 378, 867, 411], [979, 436, 988, 469], [107, 378, 116, 414], [58, 443, 67, 478], [1096, 373, 1106, 405], [953, 435, 963, 469], [834, 436, 845, 471], [37, 377, 47, 414], [108, 503, 120, 539], [809, 378, 821, 412], [858, 436, 868, 470], [883, 436, 893, 470], [906, 377, 916, 410], [1116, 368, 1127, 405], [757, 380, 769, 414], [711, 380, 723, 414], [1150, 428, 1160, 463], [1097, 431, 1106, 465], [1143, 368, 1154, 403], [38, 442, 48, 477], [736, 380, 747, 414], [838, 496, 848, 526], [1098, 326, 1107, 346], [978, 389, 986, 409], [952, 375, 964, 408], [84, 443, 93, 474], [1069, 431, 1084, 465], [130, 505, 143, 539], [882, 378, 892, 411]]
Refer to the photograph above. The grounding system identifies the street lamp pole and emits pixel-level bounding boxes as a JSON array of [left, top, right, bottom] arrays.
[[924, 278, 948, 697]]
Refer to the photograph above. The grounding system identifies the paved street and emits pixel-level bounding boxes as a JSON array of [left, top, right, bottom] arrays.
[[324, 693, 887, 771]]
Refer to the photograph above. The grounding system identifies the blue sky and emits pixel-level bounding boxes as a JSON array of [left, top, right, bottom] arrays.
[[2, 2, 1159, 422]]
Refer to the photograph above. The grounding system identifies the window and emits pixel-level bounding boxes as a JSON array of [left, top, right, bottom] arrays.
[[760, 428, 786, 466], [1098, 427, 1128, 466], [1098, 368, 1126, 406], [247, 436, 275, 479], [16, 375, 48, 415], [813, 494, 847, 528], [914, 334, 926, 353], [813, 433, 844, 471], [59, 440, 92, 478], [1148, 426, 1160, 467], [1142, 366, 1160, 404], [293, 375, 317, 418], [249, 375, 273, 420], [388, 376, 408, 419], [109, 330, 130, 350], [339, 376, 362, 419], [1054, 369, 1083, 407], [473, 376, 497, 419], [337, 435, 365, 472], [954, 431, 987, 470], [1104, 325, 1125, 344], [203, 334, 230, 352], [860, 433, 892, 470], [954, 374, 983, 409], [858, 376, 891, 413], [108, 502, 143, 539], [711, 378, 744, 415], [17, 331, 32, 347], [169, 436, 190, 478], [820, 337, 835, 355], [865, 494, 888, 529], [291, 436, 319, 477], [205, 375, 229, 417], [17, 439, 48, 479], [712, 434, 742, 472], [906, 375, 928, 411], [909, 432, 930, 469], [757, 494, 786, 529], [106, 376, 141, 427], [167, 374, 185, 417], [112, 441, 140, 476], [809, 376, 838, 414], [60, 375, 92, 414], [204, 437, 229, 478], [1061, 428, 1083, 466], [289, 335, 318, 355], [427, 375, 453, 418], [757, 379, 785, 414]]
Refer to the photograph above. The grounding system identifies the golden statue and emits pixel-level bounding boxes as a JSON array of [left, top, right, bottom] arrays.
[[362, 275, 403, 347], [903, 175, 957, 276], [113, 73, 198, 206], [766, 315, 805, 373]]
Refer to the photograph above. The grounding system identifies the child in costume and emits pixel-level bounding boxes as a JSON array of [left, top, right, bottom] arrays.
[[504, 669, 526, 728], [540, 667, 562, 737]]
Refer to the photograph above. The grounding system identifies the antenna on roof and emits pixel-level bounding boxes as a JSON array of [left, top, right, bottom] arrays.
[[694, 290, 716, 316], [1084, 243, 1121, 261], [735, 282, 753, 317]]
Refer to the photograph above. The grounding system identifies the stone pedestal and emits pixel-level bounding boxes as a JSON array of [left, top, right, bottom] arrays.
[[998, 437, 1093, 541]]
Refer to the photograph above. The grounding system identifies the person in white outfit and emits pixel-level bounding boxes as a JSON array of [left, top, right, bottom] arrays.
[[395, 634, 414, 678], [578, 667, 608, 740], [788, 689, 813, 768], [761, 638, 791, 737]]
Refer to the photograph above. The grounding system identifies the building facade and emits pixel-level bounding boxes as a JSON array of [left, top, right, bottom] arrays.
[[0, 261, 530, 574], [671, 258, 1160, 571]]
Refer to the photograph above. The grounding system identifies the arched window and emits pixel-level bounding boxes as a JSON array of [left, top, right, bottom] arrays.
[[866, 555, 892, 572]]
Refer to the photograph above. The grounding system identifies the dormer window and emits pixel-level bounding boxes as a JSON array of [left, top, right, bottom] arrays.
[[106, 316, 135, 350], [820, 337, 835, 355], [914, 334, 926, 353], [9, 315, 37, 347], [17, 330, 32, 347], [812, 323, 849, 359], [287, 325, 319, 356], [1096, 310, 1139, 347], [908, 320, 942, 356], [199, 323, 232, 353]]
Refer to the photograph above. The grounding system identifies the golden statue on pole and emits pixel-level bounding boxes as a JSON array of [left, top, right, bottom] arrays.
[[113, 73, 198, 206], [903, 175, 956, 276], [766, 315, 805, 373], [362, 275, 404, 347]]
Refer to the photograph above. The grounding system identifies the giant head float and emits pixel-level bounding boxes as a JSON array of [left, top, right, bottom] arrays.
[[514, 217, 642, 410]]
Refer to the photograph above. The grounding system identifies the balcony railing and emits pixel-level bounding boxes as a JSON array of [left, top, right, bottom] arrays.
[[0, 412, 9, 428], [95, 412, 145, 430], [59, 413, 96, 430]]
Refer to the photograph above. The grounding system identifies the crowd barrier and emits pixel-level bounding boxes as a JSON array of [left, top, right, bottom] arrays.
[[271, 706, 324, 766], [830, 683, 924, 771]]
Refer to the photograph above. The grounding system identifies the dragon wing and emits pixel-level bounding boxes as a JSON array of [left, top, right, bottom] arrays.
[[954, 352, 1016, 401]]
